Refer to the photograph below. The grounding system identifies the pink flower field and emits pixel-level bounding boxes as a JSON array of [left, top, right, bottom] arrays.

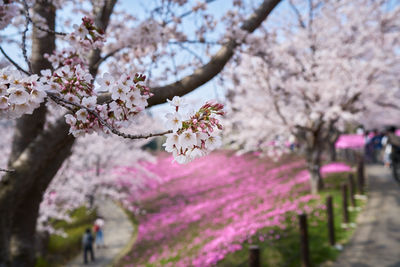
[[120, 152, 352, 267]]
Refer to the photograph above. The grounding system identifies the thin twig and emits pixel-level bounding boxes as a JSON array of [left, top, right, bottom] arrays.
[[95, 41, 219, 71], [0, 46, 30, 75], [93, 47, 123, 70], [375, 101, 400, 109], [288, 0, 306, 28], [163, 0, 218, 25], [47, 93, 76, 112], [47, 92, 172, 140], [0, 168, 15, 173], [168, 40, 220, 45], [21, 0, 32, 74], [31, 19, 67, 36], [22, 0, 67, 36], [177, 43, 204, 64]]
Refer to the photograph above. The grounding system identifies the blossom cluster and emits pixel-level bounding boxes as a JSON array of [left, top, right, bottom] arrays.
[[55, 67, 151, 137], [0, 68, 47, 119], [163, 96, 225, 164], [46, 17, 105, 68], [0, 0, 18, 31], [0, 63, 152, 138], [0, 17, 152, 137], [42, 18, 153, 136]]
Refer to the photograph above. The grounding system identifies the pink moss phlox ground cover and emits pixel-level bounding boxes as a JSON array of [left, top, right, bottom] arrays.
[[122, 152, 352, 266], [321, 162, 353, 173], [335, 134, 365, 149]]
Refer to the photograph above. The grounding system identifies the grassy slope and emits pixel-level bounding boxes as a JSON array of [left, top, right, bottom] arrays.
[[35, 206, 97, 267], [217, 172, 364, 267]]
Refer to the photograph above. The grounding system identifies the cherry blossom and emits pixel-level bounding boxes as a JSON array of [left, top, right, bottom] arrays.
[[165, 112, 182, 132], [0, 17, 210, 144], [0, 0, 281, 264], [224, 0, 400, 193], [0, 0, 18, 31], [1, 16, 225, 154], [163, 96, 225, 163], [0, 68, 47, 118]]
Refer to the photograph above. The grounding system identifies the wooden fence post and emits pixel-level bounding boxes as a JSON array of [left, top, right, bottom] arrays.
[[341, 183, 349, 224], [348, 174, 356, 207], [249, 245, 260, 267], [357, 158, 365, 194], [299, 214, 311, 267], [326, 195, 335, 246]]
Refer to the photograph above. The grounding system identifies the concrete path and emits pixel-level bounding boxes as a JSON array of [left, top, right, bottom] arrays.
[[333, 165, 400, 267], [66, 200, 134, 267]]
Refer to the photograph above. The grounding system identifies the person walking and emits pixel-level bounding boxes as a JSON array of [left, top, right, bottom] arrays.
[[385, 126, 400, 182], [370, 129, 384, 163], [364, 130, 375, 163], [381, 135, 392, 168], [82, 228, 95, 264], [94, 217, 105, 248]]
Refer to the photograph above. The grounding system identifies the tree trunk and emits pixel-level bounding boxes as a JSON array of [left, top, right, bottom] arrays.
[[0, 2, 57, 266], [306, 148, 324, 194], [0, 2, 56, 265], [0, 197, 12, 267], [308, 163, 324, 194], [9, 192, 40, 267], [329, 141, 337, 162], [0, 117, 75, 266], [10, 142, 74, 266], [0, 1, 121, 265], [327, 128, 340, 162]]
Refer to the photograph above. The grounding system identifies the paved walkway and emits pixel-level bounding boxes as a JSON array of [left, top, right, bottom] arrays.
[[334, 165, 400, 267], [66, 200, 134, 267]]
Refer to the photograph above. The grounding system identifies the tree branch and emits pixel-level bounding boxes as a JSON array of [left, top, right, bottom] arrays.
[[47, 92, 173, 140], [88, 0, 118, 77], [264, 71, 288, 126], [0, 46, 30, 75], [98, 0, 282, 107], [149, 0, 282, 106], [0, 168, 15, 173]]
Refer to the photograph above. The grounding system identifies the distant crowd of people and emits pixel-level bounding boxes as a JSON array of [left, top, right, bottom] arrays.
[[358, 125, 400, 169], [363, 128, 385, 164], [82, 217, 105, 264]]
